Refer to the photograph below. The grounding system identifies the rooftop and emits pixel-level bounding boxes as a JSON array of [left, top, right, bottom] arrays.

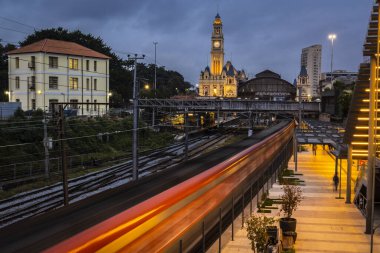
[[7, 39, 111, 59]]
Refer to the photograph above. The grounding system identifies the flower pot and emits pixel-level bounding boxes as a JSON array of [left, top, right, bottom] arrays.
[[266, 225, 278, 242], [279, 217, 297, 232]]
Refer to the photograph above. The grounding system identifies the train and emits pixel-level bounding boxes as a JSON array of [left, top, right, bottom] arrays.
[[45, 120, 295, 253]]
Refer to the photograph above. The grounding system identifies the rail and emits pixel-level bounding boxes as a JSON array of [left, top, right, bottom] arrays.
[[46, 121, 295, 253]]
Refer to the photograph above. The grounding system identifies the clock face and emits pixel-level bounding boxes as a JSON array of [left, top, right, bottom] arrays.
[[213, 41, 220, 48]]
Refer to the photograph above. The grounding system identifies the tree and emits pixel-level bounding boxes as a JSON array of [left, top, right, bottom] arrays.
[[0, 42, 16, 101], [18, 28, 192, 104]]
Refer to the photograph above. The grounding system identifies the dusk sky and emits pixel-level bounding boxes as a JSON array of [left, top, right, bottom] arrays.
[[0, 0, 373, 85]]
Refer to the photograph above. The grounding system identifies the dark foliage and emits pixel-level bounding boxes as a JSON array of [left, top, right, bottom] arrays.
[[8, 28, 192, 104]]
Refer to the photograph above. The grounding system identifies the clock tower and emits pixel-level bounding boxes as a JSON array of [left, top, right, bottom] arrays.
[[210, 13, 224, 75], [198, 13, 246, 98]]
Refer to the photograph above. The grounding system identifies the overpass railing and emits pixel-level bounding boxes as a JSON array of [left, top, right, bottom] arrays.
[[138, 99, 320, 112]]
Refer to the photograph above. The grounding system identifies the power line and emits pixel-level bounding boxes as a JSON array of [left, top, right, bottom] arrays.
[[0, 16, 37, 30], [0, 25, 29, 34]]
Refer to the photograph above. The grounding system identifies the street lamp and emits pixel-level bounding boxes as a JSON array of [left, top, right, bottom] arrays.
[[328, 34, 337, 85], [144, 84, 150, 90], [4, 91, 10, 101]]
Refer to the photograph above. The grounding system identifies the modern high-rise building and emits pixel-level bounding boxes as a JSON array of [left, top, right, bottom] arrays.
[[300, 44, 322, 98]]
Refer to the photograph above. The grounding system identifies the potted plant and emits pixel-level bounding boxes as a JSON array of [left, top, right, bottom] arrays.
[[279, 184, 303, 233], [246, 214, 276, 253]]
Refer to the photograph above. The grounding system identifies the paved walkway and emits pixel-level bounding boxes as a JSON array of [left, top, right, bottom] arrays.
[[223, 145, 380, 253]]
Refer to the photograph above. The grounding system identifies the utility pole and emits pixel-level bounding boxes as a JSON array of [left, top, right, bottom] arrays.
[[58, 105, 68, 206], [367, 56, 377, 235], [128, 54, 145, 181], [184, 108, 189, 160], [43, 114, 49, 179], [153, 42, 158, 127], [298, 86, 302, 129]]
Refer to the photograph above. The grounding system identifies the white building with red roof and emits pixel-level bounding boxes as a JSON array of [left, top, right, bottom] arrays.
[[7, 39, 111, 115]]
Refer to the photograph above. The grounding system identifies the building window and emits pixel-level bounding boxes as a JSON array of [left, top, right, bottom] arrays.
[[86, 60, 89, 71], [94, 99, 97, 111], [49, 57, 58, 68], [15, 99, 20, 102], [15, 76, 20, 89], [94, 79, 97, 90], [70, 99, 78, 109], [28, 76, 36, 90], [86, 99, 90, 111], [29, 56, 36, 69], [49, 76, 58, 89], [69, 77, 78, 90], [69, 58, 78, 70], [86, 78, 90, 90], [94, 61, 97, 72], [49, 99, 58, 112], [15, 57, 19, 68], [32, 99, 36, 110]]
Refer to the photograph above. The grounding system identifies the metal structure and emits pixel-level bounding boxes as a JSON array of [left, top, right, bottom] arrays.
[[343, 3, 380, 240], [238, 70, 296, 101], [128, 54, 145, 181], [138, 99, 319, 113]]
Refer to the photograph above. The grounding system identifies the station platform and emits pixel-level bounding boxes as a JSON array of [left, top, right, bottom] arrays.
[[223, 145, 380, 253]]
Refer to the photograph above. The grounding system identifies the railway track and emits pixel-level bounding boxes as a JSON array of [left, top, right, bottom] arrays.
[[0, 132, 232, 228]]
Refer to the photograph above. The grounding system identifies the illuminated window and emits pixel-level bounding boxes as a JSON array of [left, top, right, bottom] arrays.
[[69, 77, 78, 90], [69, 58, 78, 70]]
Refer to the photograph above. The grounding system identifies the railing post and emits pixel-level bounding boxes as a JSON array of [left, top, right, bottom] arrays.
[[202, 221, 205, 252], [241, 189, 245, 228], [231, 196, 234, 241], [219, 208, 222, 253], [250, 184, 253, 214], [179, 239, 182, 253]]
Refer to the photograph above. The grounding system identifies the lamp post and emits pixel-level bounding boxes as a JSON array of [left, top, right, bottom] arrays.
[[153, 42, 158, 127], [5, 91, 10, 101], [328, 34, 337, 85]]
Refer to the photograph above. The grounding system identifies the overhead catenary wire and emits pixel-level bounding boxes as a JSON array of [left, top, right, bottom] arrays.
[[0, 16, 37, 30]]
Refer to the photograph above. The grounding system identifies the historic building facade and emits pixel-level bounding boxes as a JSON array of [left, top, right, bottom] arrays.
[[7, 39, 110, 115], [239, 70, 296, 101], [198, 14, 246, 98], [296, 66, 311, 101]]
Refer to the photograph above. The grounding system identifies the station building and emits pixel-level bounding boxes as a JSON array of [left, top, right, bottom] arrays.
[[238, 70, 296, 101]]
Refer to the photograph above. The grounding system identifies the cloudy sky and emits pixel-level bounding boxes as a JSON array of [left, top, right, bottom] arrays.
[[0, 0, 374, 85]]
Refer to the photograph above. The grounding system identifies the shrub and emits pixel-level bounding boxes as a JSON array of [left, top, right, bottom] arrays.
[[246, 214, 275, 253], [280, 185, 303, 218]]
